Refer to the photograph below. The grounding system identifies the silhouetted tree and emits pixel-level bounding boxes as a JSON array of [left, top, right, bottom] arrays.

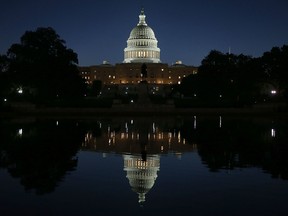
[[179, 50, 264, 107], [0, 120, 85, 194], [6, 27, 86, 103], [261, 45, 288, 102], [0, 55, 10, 105]]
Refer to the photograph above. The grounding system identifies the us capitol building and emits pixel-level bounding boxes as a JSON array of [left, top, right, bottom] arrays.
[[79, 9, 197, 86]]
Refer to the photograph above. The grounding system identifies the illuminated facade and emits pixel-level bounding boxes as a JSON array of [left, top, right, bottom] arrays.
[[79, 9, 197, 86], [124, 9, 161, 63], [80, 61, 197, 85]]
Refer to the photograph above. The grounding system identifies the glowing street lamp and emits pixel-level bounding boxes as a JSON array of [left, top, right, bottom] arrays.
[[17, 87, 23, 94]]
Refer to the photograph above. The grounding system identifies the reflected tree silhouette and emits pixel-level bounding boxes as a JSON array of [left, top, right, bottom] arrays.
[[0, 119, 86, 194], [179, 116, 288, 179]]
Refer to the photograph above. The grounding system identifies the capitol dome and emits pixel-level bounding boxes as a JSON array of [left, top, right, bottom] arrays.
[[124, 9, 161, 63]]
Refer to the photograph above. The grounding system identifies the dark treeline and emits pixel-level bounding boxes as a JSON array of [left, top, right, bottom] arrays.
[[177, 46, 288, 107], [0, 27, 86, 106]]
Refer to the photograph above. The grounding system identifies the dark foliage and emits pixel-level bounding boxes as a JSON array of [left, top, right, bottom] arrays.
[[179, 46, 287, 107], [5, 27, 86, 103]]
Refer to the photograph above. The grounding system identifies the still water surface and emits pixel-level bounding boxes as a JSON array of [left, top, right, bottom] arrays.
[[0, 116, 288, 215]]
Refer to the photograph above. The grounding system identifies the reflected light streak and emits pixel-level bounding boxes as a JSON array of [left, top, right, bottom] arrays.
[[219, 116, 222, 128], [152, 123, 156, 133], [18, 128, 23, 136], [178, 131, 181, 143], [271, 129, 276, 137], [121, 133, 125, 139]]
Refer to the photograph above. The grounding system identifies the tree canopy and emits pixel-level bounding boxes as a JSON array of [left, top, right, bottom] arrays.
[[179, 46, 287, 107], [6, 27, 86, 102]]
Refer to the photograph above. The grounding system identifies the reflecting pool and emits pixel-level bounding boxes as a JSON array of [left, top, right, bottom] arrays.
[[0, 116, 288, 215]]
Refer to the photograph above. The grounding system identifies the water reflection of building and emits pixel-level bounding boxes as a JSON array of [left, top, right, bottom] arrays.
[[123, 154, 160, 203], [82, 119, 197, 155], [81, 119, 196, 203]]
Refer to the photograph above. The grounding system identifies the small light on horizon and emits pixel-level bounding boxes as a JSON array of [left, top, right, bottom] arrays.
[[17, 88, 23, 94], [271, 90, 277, 95]]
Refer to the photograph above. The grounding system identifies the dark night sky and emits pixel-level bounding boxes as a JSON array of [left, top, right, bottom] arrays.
[[1, 0, 288, 66]]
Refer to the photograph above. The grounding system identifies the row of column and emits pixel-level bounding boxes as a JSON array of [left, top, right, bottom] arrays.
[[125, 50, 160, 59]]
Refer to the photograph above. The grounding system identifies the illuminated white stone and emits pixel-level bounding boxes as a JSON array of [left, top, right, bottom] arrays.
[[123, 154, 160, 203], [124, 9, 161, 63]]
